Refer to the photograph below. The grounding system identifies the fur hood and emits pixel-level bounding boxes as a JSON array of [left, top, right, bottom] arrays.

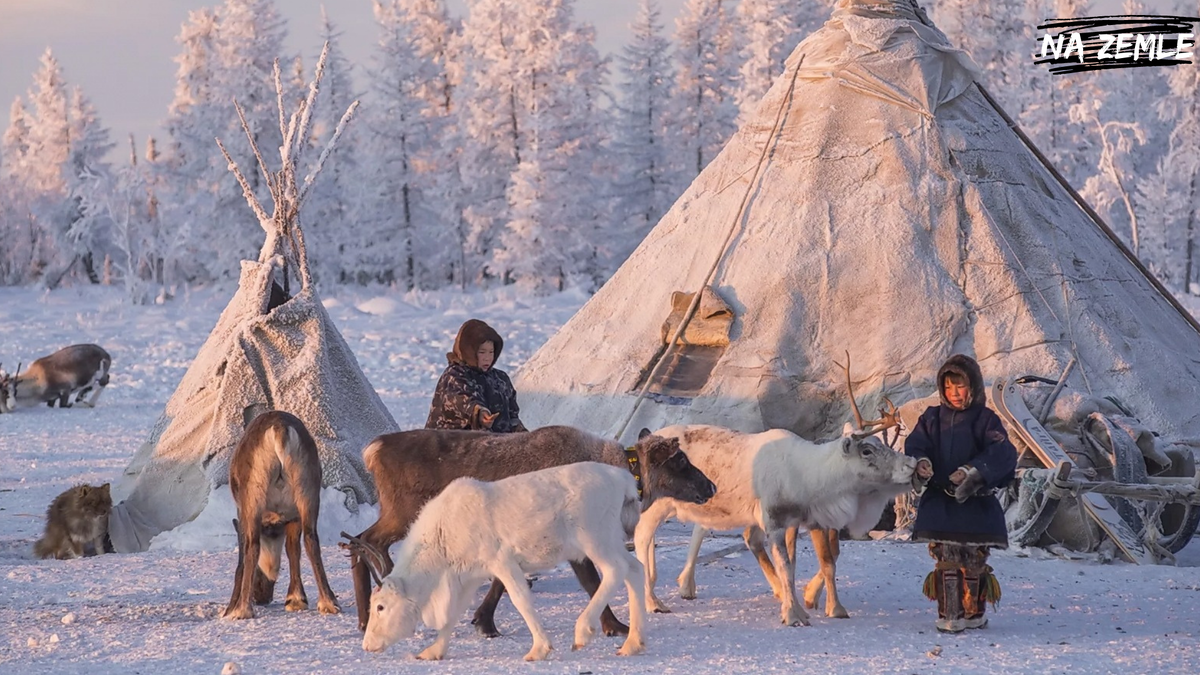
[[937, 354, 986, 410], [447, 319, 504, 368]]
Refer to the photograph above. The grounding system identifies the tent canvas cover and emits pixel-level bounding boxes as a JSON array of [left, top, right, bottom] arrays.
[[516, 0, 1200, 447], [109, 53, 396, 552]]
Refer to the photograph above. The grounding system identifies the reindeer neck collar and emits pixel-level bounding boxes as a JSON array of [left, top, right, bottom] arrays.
[[623, 446, 644, 500]]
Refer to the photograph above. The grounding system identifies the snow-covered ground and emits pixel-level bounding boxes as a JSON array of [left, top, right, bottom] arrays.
[[2, 283, 1199, 674]]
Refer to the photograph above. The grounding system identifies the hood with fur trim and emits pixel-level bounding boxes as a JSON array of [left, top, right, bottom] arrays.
[[448, 319, 504, 368], [937, 353, 986, 410]]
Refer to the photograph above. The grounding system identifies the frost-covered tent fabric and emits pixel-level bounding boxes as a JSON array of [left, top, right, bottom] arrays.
[[108, 256, 395, 552], [108, 52, 396, 552], [516, 0, 1200, 445]]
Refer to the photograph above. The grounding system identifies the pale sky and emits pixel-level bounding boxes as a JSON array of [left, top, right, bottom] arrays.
[[0, 0, 687, 159], [0, 0, 1175, 161]]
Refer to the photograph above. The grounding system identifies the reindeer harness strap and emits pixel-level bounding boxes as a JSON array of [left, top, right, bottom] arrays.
[[624, 446, 644, 499]]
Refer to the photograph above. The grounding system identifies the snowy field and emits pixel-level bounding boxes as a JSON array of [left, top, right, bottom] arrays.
[[2, 283, 1200, 674]]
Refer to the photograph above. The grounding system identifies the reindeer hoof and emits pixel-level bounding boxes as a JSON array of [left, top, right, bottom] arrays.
[[600, 617, 630, 636], [285, 597, 308, 612], [416, 646, 446, 661], [617, 638, 645, 656], [783, 610, 810, 627], [471, 616, 501, 638], [574, 622, 597, 650], [523, 643, 552, 661], [829, 606, 849, 619], [221, 606, 254, 621], [317, 599, 340, 615]]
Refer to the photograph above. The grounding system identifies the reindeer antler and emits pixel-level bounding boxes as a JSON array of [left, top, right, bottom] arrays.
[[834, 350, 867, 430], [837, 352, 903, 442], [339, 531, 388, 588], [865, 397, 903, 446]]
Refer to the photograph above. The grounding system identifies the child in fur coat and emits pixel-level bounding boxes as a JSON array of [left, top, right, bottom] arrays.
[[904, 354, 1017, 632], [425, 319, 527, 433]]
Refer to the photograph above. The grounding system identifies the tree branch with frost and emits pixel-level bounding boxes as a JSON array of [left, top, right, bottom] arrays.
[[1071, 101, 1146, 256]]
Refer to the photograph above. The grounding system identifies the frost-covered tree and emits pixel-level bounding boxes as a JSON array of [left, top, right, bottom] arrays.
[[674, 0, 741, 182], [159, 7, 223, 285], [1074, 101, 1145, 255], [357, 0, 447, 288], [0, 51, 114, 288], [398, 0, 460, 112], [456, 0, 527, 284], [0, 97, 35, 283], [21, 50, 81, 286], [490, 0, 610, 291], [62, 86, 115, 285], [396, 0, 468, 289], [208, 0, 290, 278], [2, 97, 31, 171], [159, 1, 290, 283], [75, 137, 161, 304], [610, 0, 680, 260], [1137, 0, 1200, 293], [23, 50, 70, 199], [735, 0, 829, 119], [357, 0, 463, 289]]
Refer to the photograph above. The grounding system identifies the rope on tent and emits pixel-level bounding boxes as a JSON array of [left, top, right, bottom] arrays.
[[611, 55, 806, 443]]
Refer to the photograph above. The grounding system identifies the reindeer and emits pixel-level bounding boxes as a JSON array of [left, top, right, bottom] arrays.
[[343, 427, 716, 637], [0, 344, 111, 413], [222, 411, 340, 620], [359, 463, 649, 661], [635, 353, 919, 625]]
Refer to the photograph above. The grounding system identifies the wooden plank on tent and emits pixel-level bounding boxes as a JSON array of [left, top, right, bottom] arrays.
[[992, 378, 1155, 564]]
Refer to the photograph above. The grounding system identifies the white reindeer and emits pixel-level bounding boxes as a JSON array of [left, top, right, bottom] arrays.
[[635, 355, 919, 626], [361, 462, 659, 661], [0, 344, 111, 413]]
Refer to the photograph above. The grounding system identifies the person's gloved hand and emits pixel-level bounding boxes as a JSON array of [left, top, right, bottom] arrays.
[[916, 458, 933, 480], [953, 466, 986, 503]]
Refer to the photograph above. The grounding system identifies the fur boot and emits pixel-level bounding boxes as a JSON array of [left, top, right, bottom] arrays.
[[962, 563, 1001, 629]]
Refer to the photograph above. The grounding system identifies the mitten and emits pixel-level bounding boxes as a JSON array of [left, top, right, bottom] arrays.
[[953, 466, 986, 503]]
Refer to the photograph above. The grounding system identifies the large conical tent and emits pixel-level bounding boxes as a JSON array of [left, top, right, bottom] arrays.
[[109, 49, 396, 553], [516, 0, 1200, 447]]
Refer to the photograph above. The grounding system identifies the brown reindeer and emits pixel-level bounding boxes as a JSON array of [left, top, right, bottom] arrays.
[[222, 411, 340, 620]]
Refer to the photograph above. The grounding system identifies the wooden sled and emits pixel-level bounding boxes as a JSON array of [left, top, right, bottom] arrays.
[[992, 378, 1155, 564]]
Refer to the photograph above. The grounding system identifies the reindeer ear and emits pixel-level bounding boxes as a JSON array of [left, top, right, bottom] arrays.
[[842, 421, 854, 437], [638, 428, 652, 440], [79, 485, 91, 496], [842, 438, 853, 455], [99, 483, 111, 496], [645, 440, 669, 465]]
